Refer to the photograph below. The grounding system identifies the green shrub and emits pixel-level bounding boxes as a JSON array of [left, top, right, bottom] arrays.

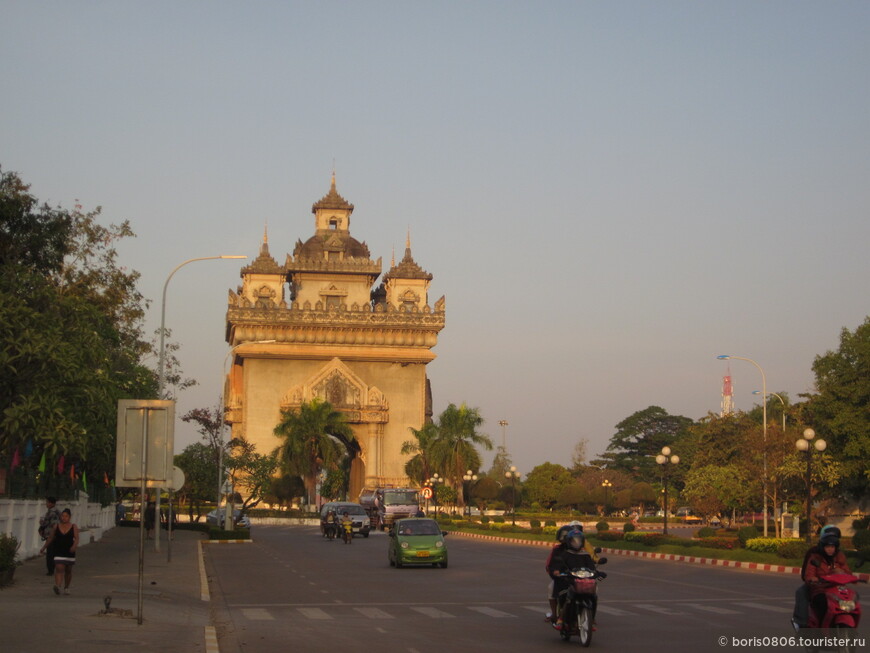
[[544, 519, 557, 528], [697, 527, 717, 538], [493, 515, 506, 524], [737, 526, 759, 547], [596, 521, 610, 533], [852, 528, 870, 558], [529, 527, 543, 535], [698, 537, 737, 550], [0, 534, 21, 570], [777, 539, 809, 559], [481, 516, 490, 525], [543, 525, 558, 536], [592, 530, 624, 542], [623, 531, 667, 546], [623, 522, 636, 533], [529, 519, 541, 529]]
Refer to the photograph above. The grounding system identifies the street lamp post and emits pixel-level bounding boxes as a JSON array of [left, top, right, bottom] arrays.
[[718, 354, 769, 537], [426, 474, 442, 517], [154, 255, 246, 551], [505, 466, 519, 526], [601, 479, 613, 516], [795, 428, 826, 543], [656, 446, 679, 536], [462, 470, 478, 517], [753, 390, 786, 434]]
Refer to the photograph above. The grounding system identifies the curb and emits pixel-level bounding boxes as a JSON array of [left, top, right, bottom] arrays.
[[447, 531, 870, 581], [202, 539, 254, 544]]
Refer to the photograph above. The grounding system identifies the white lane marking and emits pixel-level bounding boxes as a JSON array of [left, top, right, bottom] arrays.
[[742, 602, 792, 614], [242, 608, 275, 620], [297, 607, 332, 620], [691, 604, 741, 614], [595, 604, 639, 616], [635, 603, 685, 615], [468, 606, 516, 618], [355, 607, 395, 619], [411, 606, 455, 619]]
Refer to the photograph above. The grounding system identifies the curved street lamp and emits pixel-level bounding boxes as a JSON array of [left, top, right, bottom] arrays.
[[656, 446, 679, 536], [718, 354, 769, 536], [796, 428, 826, 543], [505, 466, 520, 526], [753, 390, 787, 434]]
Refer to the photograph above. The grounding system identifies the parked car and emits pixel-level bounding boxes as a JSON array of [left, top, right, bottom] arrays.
[[320, 502, 370, 538], [388, 518, 448, 568], [206, 508, 251, 529]]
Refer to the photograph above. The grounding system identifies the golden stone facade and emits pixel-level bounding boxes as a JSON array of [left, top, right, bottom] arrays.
[[224, 177, 445, 498]]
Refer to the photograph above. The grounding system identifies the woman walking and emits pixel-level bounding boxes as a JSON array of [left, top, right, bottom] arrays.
[[40, 508, 79, 595]]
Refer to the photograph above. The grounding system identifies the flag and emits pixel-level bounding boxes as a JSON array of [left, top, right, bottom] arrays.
[[104, 472, 110, 486], [70, 464, 75, 482], [38, 452, 46, 472], [57, 455, 65, 474], [82, 470, 88, 491], [24, 439, 33, 458], [11, 448, 21, 471]]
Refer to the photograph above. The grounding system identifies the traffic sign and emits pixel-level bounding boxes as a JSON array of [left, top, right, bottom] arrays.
[[421, 487, 433, 499]]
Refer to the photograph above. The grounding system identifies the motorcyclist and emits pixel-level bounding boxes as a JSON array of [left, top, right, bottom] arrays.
[[323, 509, 337, 540], [340, 511, 353, 541], [792, 525, 850, 629], [545, 522, 599, 623], [546, 528, 598, 631]]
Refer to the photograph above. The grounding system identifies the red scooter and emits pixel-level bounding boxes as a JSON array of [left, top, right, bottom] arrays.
[[806, 572, 863, 630], [552, 557, 608, 647]]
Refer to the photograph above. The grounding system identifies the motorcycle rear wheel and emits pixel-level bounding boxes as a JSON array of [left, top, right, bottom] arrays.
[[576, 605, 592, 647]]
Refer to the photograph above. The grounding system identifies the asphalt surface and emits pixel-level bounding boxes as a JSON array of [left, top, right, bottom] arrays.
[[0, 525, 212, 653]]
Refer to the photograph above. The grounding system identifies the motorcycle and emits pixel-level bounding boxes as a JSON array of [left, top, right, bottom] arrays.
[[323, 522, 337, 541], [554, 557, 608, 647], [342, 520, 353, 544], [800, 571, 864, 653]]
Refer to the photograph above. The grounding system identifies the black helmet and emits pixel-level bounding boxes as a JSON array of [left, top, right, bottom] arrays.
[[819, 532, 840, 550], [556, 521, 584, 543], [820, 525, 841, 539], [566, 529, 585, 552]]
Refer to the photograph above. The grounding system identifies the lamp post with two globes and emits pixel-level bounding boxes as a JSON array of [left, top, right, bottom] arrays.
[[795, 428, 826, 543], [462, 470, 478, 517], [656, 447, 679, 536], [505, 466, 520, 526]]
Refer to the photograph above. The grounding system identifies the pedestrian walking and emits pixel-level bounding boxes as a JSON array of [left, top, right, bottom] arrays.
[[40, 508, 79, 595], [144, 500, 156, 539], [38, 497, 61, 576]]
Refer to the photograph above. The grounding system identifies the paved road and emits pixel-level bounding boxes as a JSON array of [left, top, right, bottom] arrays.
[[204, 525, 867, 653]]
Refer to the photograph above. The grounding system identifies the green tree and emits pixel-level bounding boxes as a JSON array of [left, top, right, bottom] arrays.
[[682, 464, 756, 521], [487, 445, 514, 481], [174, 443, 218, 520], [226, 436, 279, 511], [273, 398, 355, 506], [427, 403, 492, 507], [630, 482, 657, 514], [804, 316, 870, 497], [599, 406, 693, 482], [557, 483, 588, 513], [470, 476, 500, 511], [523, 462, 573, 509], [401, 422, 438, 486], [265, 474, 305, 509]]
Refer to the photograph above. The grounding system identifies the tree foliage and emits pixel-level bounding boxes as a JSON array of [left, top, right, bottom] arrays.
[[523, 462, 572, 509]]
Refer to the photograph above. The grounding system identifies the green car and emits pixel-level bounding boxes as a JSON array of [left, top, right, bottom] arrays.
[[388, 518, 449, 568]]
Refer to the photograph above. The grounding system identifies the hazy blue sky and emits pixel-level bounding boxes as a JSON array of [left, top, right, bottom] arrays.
[[3, 2, 869, 475]]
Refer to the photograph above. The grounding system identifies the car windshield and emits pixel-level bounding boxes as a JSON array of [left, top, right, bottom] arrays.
[[335, 505, 366, 516], [397, 520, 440, 536], [383, 491, 418, 506]]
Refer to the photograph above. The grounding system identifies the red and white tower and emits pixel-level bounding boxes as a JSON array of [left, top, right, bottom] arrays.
[[720, 366, 734, 416]]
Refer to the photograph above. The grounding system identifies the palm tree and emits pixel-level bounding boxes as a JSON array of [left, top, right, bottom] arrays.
[[272, 398, 355, 507], [401, 422, 438, 486], [428, 403, 493, 508]]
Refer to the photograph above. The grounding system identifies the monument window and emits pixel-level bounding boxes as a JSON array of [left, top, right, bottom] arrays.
[[325, 295, 342, 310]]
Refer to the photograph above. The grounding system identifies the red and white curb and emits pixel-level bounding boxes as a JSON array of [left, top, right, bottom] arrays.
[[447, 531, 870, 581]]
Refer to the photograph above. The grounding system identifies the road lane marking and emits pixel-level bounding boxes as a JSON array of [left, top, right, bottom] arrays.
[[595, 605, 639, 616], [691, 604, 741, 614], [354, 607, 395, 619], [297, 607, 332, 620], [634, 603, 685, 615], [242, 608, 275, 620], [468, 606, 515, 618], [742, 602, 791, 613], [411, 607, 455, 618]]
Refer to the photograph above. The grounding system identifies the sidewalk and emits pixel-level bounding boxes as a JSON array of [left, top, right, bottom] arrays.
[[0, 526, 212, 653]]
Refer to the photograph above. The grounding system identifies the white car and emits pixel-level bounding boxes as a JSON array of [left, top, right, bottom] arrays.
[[206, 508, 251, 529]]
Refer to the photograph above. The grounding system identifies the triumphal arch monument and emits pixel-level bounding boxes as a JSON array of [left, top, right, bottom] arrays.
[[224, 177, 445, 498]]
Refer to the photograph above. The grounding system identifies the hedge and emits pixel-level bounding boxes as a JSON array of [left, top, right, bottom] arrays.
[[745, 537, 803, 554], [698, 537, 738, 550]]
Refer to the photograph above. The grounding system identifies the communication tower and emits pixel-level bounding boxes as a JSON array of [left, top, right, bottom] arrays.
[[720, 366, 734, 416]]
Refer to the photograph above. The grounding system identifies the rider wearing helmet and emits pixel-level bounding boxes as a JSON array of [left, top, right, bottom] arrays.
[[545, 527, 599, 631], [792, 525, 850, 630]]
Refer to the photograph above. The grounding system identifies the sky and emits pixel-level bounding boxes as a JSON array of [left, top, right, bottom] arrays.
[[3, 2, 869, 476]]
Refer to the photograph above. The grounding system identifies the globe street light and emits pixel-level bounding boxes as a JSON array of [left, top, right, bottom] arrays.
[[795, 428, 826, 543], [601, 479, 613, 516], [656, 446, 679, 536], [462, 469, 478, 517], [718, 354, 770, 536], [505, 466, 520, 526]]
